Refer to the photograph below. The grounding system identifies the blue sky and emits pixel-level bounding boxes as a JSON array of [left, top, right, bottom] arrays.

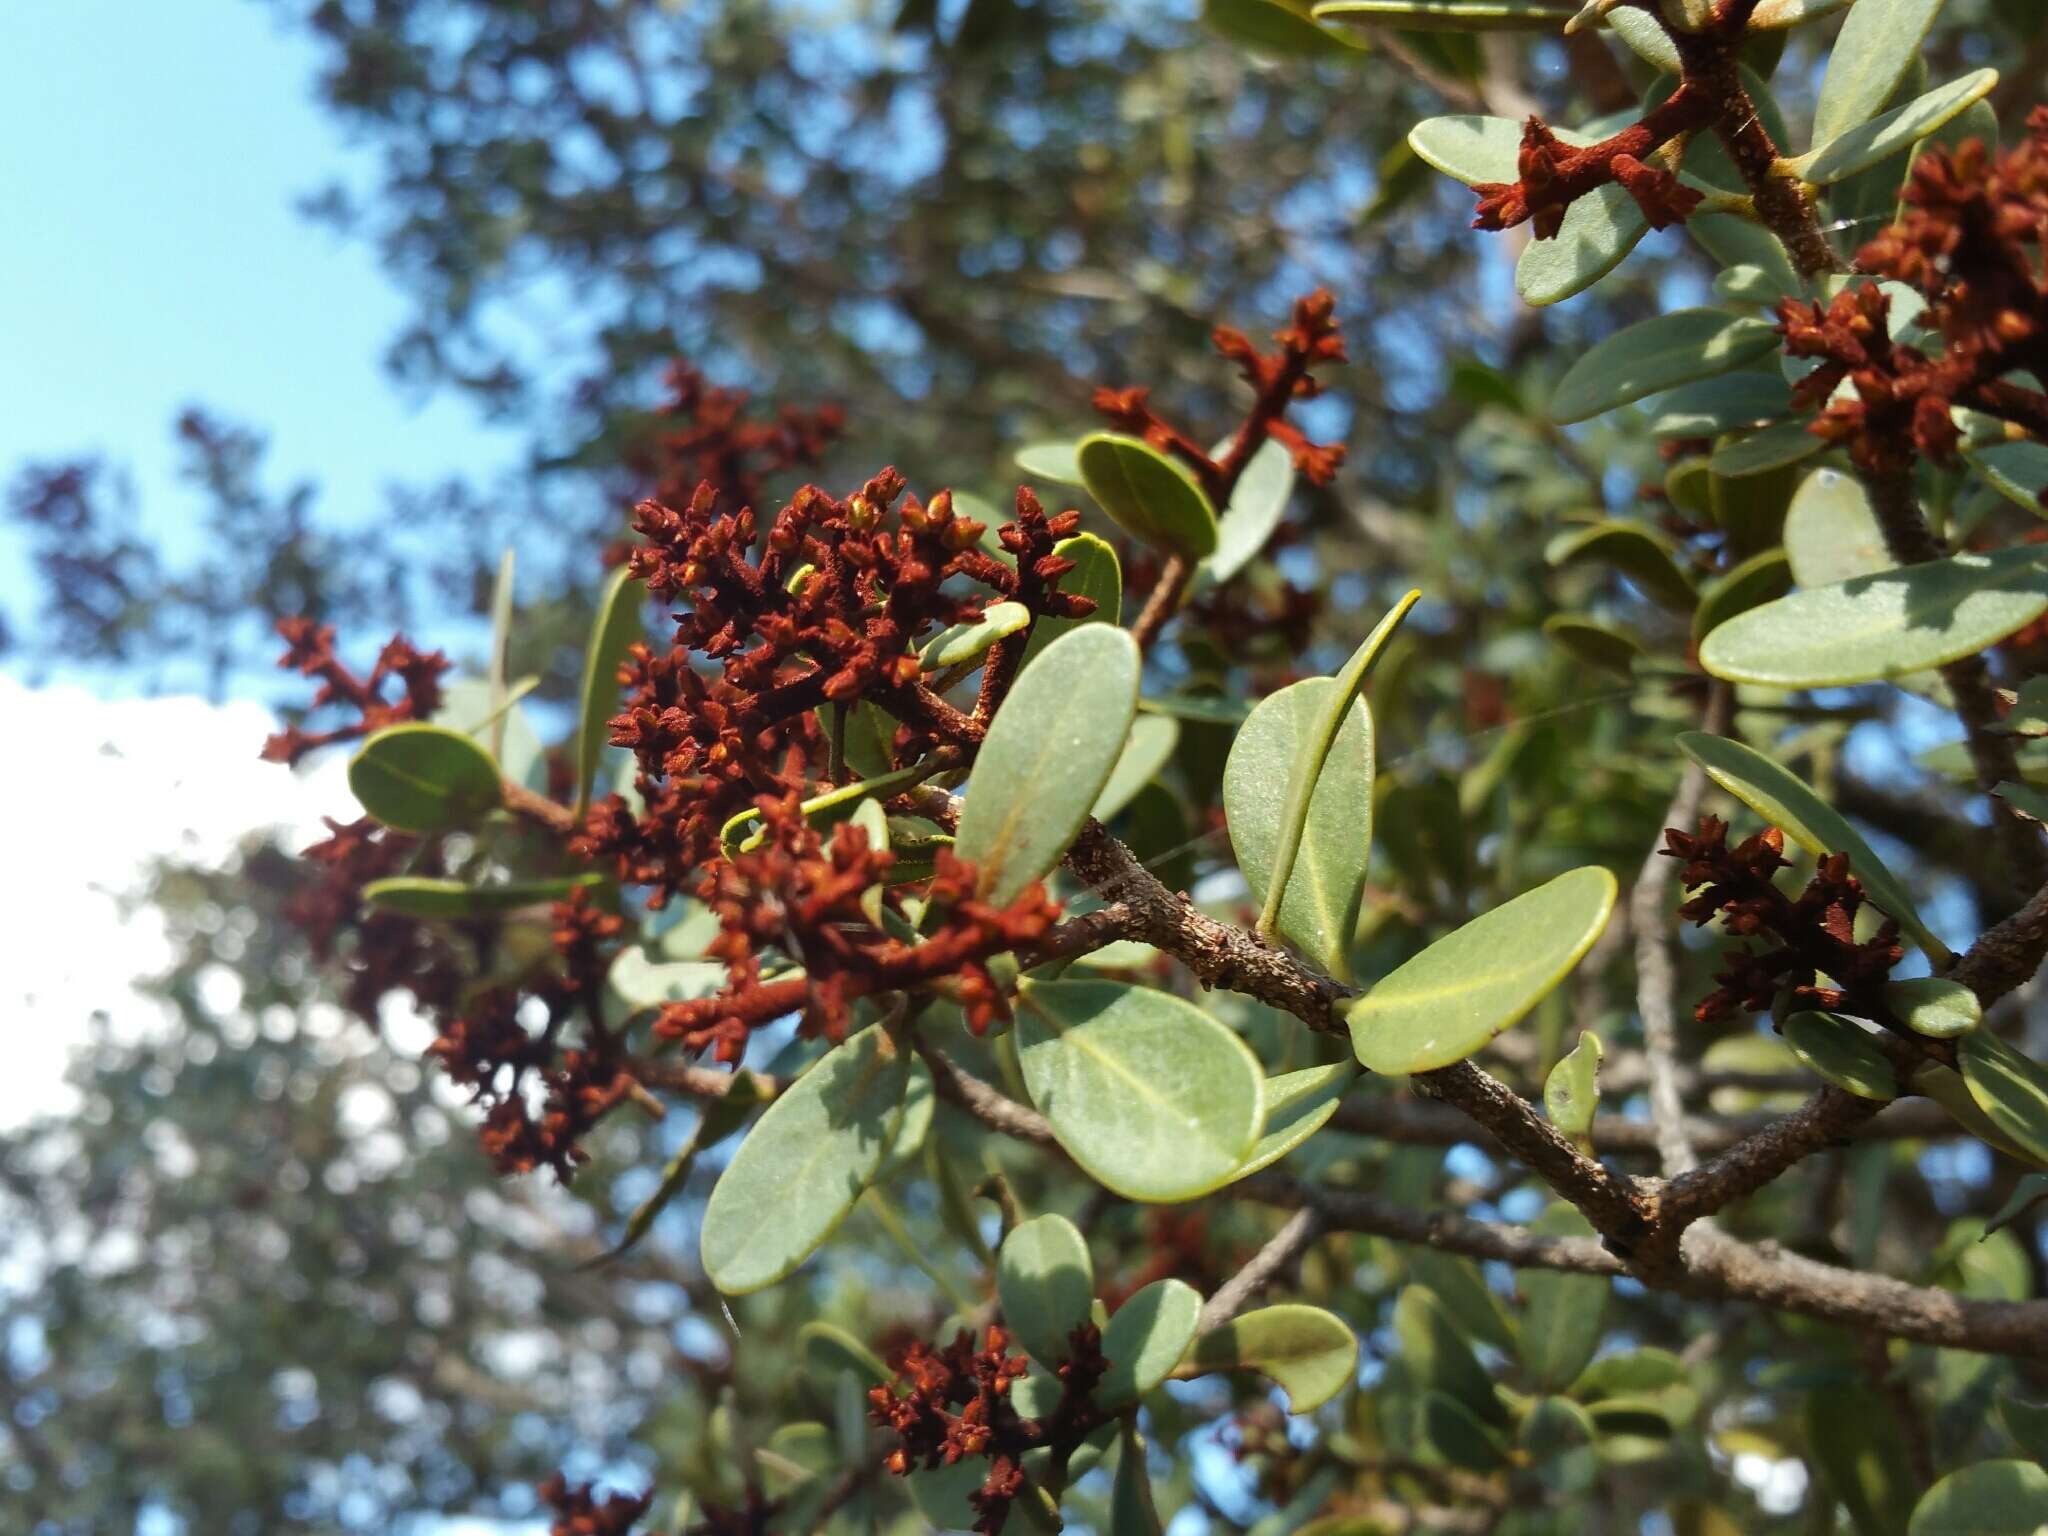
[[0, 0, 519, 673]]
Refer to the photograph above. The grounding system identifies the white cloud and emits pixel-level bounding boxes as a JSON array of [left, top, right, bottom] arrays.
[[0, 675, 356, 1128]]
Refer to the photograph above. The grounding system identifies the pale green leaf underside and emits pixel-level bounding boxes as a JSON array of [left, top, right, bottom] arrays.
[[1812, 0, 1949, 149], [1347, 866, 1617, 1075], [1015, 979, 1266, 1201], [1225, 678, 1374, 978], [957, 623, 1141, 905], [1550, 309, 1781, 425], [700, 1024, 909, 1294], [1795, 69, 1998, 185], [1784, 468, 1891, 588], [1183, 1303, 1358, 1412], [1231, 1061, 1359, 1179], [1699, 548, 2048, 689], [1099, 1278, 1202, 1408]]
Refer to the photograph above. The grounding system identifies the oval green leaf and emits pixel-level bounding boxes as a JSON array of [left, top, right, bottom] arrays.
[[348, 723, 504, 834], [1518, 183, 1649, 307], [1018, 532, 1123, 671], [1959, 1031, 2048, 1166], [1812, 0, 1949, 149], [1908, 1462, 2048, 1536], [1015, 438, 1084, 487], [1782, 1012, 1898, 1100], [957, 623, 1141, 905], [576, 565, 645, 815], [1182, 1303, 1358, 1412], [1699, 547, 2048, 689], [1099, 1278, 1202, 1408], [918, 601, 1032, 671], [1542, 614, 1642, 679], [700, 1023, 910, 1294], [1076, 432, 1220, 559], [1885, 977, 1980, 1039], [1395, 1285, 1504, 1419], [362, 873, 607, 918], [1406, 115, 1601, 187], [996, 1212, 1096, 1369], [1692, 548, 1793, 646], [1550, 310, 1781, 426], [1785, 468, 1891, 588], [1707, 418, 1827, 478], [1797, 70, 1999, 185], [1545, 521, 1696, 610], [1226, 678, 1374, 979], [1014, 979, 1266, 1201], [1199, 436, 1296, 588], [1647, 373, 1793, 438], [1346, 866, 1617, 1075], [1676, 731, 1946, 962], [1543, 1030, 1602, 1136], [1231, 1061, 1359, 1180], [1518, 1204, 1608, 1391], [1094, 714, 1181, 822]]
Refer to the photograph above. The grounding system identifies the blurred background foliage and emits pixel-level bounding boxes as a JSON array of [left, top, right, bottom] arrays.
[[7, 0, 2048, 1531]]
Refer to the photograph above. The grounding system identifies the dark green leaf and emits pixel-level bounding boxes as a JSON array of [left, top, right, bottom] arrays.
[[1807, 1384, 1914, 1536], [1395, 1285, 1505, 1421], [997, 1213, 1095, 1369], [1959, 1031, 2048, 1165], [348, 723, 504, 834], [1550, 310, 1781, 425], [1099, 1278, 1201, 1408], [1076, 432, 1220, 559], [1545, 521, 1696, 609], [1517, 1205, 1607, 1391], [361, 873, 607, 918], [1908, 1461, 2048, 1536], [1313, 0, 1576, 27], [1796, 70, 1998, 184], [1018, 533, 1123, 671], [1095, 714, 1180, 822], [1542, 615, 1642, 678], [1782, 1012, 1898, 1100], [576, 565, 645, 814], [1520, 1396, 1598, 1494], [1692, 548, 1792, 646]]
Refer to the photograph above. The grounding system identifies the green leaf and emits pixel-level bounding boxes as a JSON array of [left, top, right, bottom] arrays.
[[1708, 419, 1829, 480], [1692, 548, 1793, 646], [1112, 1420, 1165, 1536], [1231, 1061, 1359, 1179], [348, 723, 505, 834], [1517, 1205, 1607, 1391], [1986, 1175, 2048, 1239], [1206, 0, 1365, 55], [1198, 437, 1296, 588], [1812, 0, 1951, 149], [1911, 1061, 2046, 1167], [1785, 468, 1892, 588], [1909, 1462, 2048, 1536], [1094, 714, 1181, 822], [1014, 979, 1266, 1201], [607, 944, 732, 1011], [1807, 1384, 1915, 1536], [361, 873, 607, 918], [1395, 1286, 1505, 1420], [957, 623, 1140, 906], [800, 1321, 891, 1387], [1885, 977, 1981, 1039], [1018, 533, 1123, 671], [1546, 521, 1696, 609], [1782, 1012, 1898, 1100], [1182, 1304, 1358, 1412], [1700, 547, 2048, 688], [1076, 432, 1220, 559], [1999, 1391, 2048, 1462], [1421, 1390, 1508, 1470], [1960, 1031, 2048, 1166], [720, 760, 937, 855], [2000, 781, 2048, 826], [1602, 5, 1678, 69], [1346, 866, 1617, 1075], [1015, 438, 1084, 486], [576, 565, 645, 815], [1543, 1031, 1602, 1135], [1646, 373, 1793, 437], [996, 1213, 1095, 1369], [1542, 615, 1642, 678], [1313, 0, 1576, 28], [1967, 438, 2048, 514], [1226, 680, 1374, 979], [1678, 732, 1947, 962], [1796, 70, 1998, 185], [1099, 1278, 1202, 1408], [486, 547, 516, 762], [1407, 1252, 1517, 1354], [1519, 184, 1649, 306], [1251, 592, 1418, 964], [1550, 310, 1781, 425], [1572, 1348, 1697, 1429], [918, 601, 1032, 670], [1520, 1396, 1598, 1494], [700, 1023, 910, 1294]]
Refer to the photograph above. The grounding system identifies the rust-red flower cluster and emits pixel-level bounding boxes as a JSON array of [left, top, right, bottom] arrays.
[[1662, 816, 1902, 1025], [1780, 110, 2048, 495], [653, 795, 1062, 1063], [869, 1322, 1109, 1535], [538, 1474, 656, 1536], [260, 619, 449, 766]]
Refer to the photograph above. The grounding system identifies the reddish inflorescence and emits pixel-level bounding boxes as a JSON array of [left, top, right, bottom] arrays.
[[869, 1322, 1109, 1535], [632, 360, 846, 522], [1779, 110, 2048, 497], [538, 1474, 657, 1536], [1472, 103, 1707, 240], [260, 619, 450, 766], [653, 795, 1061, 1063], [1662, 816, 1903, 1025]]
